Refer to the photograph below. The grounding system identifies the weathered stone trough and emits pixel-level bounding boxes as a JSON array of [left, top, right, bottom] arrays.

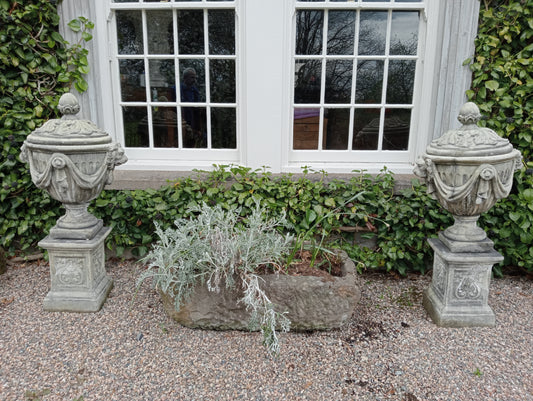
[[160, 250, 360, 331]]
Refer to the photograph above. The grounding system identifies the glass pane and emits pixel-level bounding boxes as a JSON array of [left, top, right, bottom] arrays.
[[211, 108, 236, 149], [327, 11, 355, 55], [355, 60, 384, 103], [181, 107, 207, 148], [178, 10, 204, 55], [324, 108, 350, 150], [295, 10, 324, 55], [358, 11, 387, 55], [147, 11, 174, 54], [208, 10, 235, 55], [294, 59, 322, 104], [210, 59, 236, 103], [352, 108, 380, 150], [116, 11, 143, 55], [119, 60, 146, 102], [363, 0, 391, 2], [325, 60, 352, 104], [386, 60, 416, 104], [149, 60, 176, 102], [123, 107, 148, 147], [152, 107, 178, 148], [293, 108, 321, 150], [383, 109, 411, 150], [113, 0, 138, 4], [390, 11, 419, 55], [297, 0, 325, 2], [179, 60, 206, 103]]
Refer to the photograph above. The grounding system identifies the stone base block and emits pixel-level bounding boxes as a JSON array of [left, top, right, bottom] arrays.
[[160, 251, 360, 331], [38, 227, 113, 312], [424, 238, 503, 327]]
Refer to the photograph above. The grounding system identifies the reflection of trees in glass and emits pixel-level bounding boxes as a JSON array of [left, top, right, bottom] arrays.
[[294, 59, 321, 103], [387, 59, 416, 104], [325, 60, 352, 103], [210, 59, 235, 103], [116, 11, 142, 55], [119, 59, 145, 102], [327, 11, 355, 55], [358, 11, 387, 55], [208, 10, 235, 55], [178, 10, 204, 55], [295, 10, 324, 55], [355, 60, 384, 104], [212, 108, 236, 149]]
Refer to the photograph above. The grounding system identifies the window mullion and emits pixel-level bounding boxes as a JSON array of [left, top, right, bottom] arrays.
[[204, 9, 212, 149], [140, 9, 155, 149]]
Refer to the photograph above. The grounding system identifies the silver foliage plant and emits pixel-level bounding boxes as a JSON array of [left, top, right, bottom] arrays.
[[137, 202, 294, 355]]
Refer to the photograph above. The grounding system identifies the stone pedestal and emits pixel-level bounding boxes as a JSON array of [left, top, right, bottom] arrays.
[[423, 238, 502, 327], [39, 227, 113, 312]]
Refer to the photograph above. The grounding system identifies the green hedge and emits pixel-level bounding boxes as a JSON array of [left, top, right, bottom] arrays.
[[1, 0, 531, 276]]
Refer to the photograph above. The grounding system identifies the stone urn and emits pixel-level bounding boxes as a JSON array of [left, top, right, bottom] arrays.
[[20, 93, 127, 312], [415, 102, 522, 327], [20, 93, 127, 240]]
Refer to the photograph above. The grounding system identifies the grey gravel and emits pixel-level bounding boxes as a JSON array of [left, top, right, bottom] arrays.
[[0, 259, 532, 401]]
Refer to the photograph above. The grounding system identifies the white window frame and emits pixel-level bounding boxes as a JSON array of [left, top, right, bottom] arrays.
[[108, 0, 242, 170], [61, 0, 479, 177]]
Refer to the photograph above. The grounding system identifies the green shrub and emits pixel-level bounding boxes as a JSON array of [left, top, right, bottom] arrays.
[[138, 202, 293, 356], [0, 1, 92, 254]]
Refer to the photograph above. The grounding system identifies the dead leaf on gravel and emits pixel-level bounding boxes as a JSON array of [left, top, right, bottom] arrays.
[[0, 297, 14, 307]]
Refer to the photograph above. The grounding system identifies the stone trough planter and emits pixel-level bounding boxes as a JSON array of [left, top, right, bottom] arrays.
[[160, 251, 360, 331]]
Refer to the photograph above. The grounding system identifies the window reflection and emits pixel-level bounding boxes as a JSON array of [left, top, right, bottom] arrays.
[[153, 107, 178, 148], [355, 60, 384, 104], [327, 11, 355, 55], [208, 10, 235, 55], [119, 60, 145, 102], [116, 11, 142, 55], [324, 108, 350, 150], [149, 60, 175, 102], [294, 59, 322, 104], [123, 107, 148, 147], [180, 61, 206, 102], [178, 10, 204, 55], [295, 10, 324, 55], [390, 11, 419, 56], [210, 59, 236, 103], [383, 109, 411, 150], [147, 10, 174, 54], [352, 108, 380, 150], [325, 60, 352, 104], [293, 108, 323, 150], [212, 108, 236, 149], [180, 67, 207, 148], [386, 60, 416, 104], [358, 11, 387, 55]]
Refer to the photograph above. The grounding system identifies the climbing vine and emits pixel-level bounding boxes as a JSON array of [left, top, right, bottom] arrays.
[[0, 0, 92, 253]]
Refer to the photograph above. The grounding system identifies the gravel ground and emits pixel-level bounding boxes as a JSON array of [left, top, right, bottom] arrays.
[[0, 259, 532, 401]]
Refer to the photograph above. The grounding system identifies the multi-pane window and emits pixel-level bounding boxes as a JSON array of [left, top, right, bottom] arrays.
[[292, 0, 422, 156], [112, 0, 237, 152]]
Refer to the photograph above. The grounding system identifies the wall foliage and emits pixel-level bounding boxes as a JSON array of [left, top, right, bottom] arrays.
[[0, 0, 91, 253], [0, 1, 531, 275]]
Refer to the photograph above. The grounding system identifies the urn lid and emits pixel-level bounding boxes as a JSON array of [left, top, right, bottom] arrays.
[[25, 93, 112, 146], [426, 102, 514, 157]]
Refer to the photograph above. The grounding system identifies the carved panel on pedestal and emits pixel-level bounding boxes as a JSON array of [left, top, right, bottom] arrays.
[[54, 257, 86, 287], [432, 255, 446, 298], [92, 246, 105, 279], [453, 270, 483, 302]]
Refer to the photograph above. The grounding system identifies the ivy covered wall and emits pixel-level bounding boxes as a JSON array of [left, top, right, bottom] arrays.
[[0, 0, 532, 274]]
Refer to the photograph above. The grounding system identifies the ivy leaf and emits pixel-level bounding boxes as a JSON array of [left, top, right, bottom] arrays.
[[485, 80, 499, 91], [68, 19, 82, 32]]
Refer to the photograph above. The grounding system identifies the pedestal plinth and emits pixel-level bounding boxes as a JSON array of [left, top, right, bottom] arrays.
[[423, 238, 503, 327], [39, 227, 113, 312]]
